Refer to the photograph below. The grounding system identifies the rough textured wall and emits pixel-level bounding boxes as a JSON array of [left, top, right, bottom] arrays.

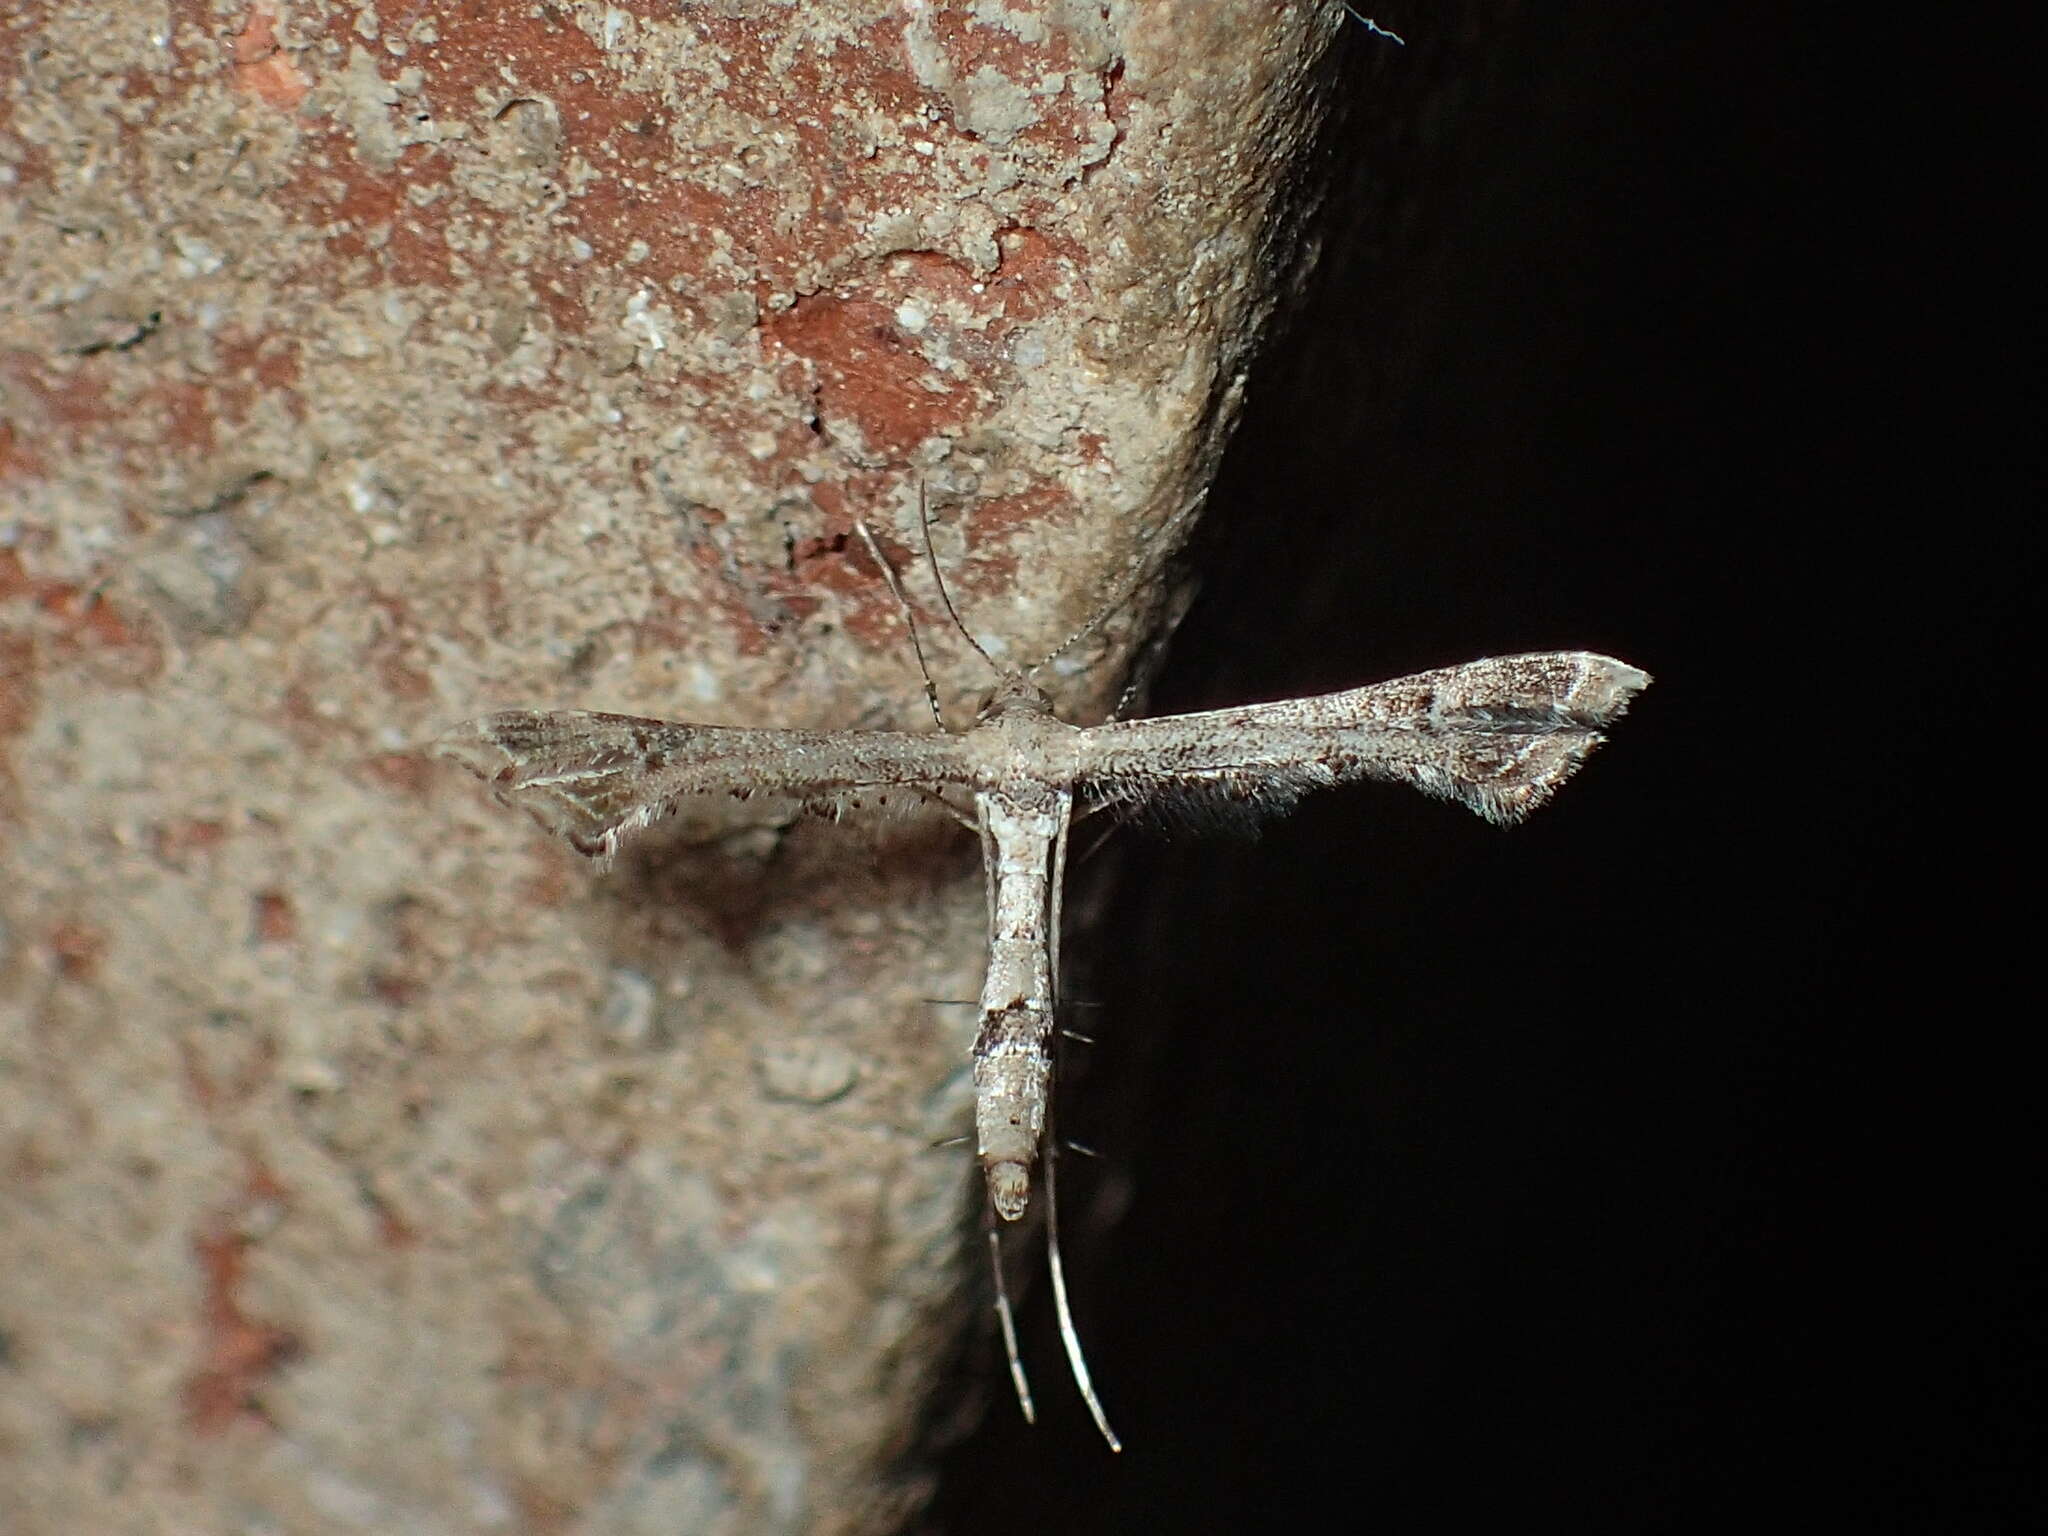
[[0, 2, 1347, 1531]]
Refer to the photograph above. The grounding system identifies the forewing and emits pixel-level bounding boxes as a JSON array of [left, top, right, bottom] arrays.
[[1075, 652, 1649, 827], [435, 710, 971, 862]]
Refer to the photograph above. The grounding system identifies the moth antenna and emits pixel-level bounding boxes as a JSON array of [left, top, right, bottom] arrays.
[[1027, 487, 1210, 685], [989, 1228, 1037, 1426], [854, 519, 946, 729], [1106, 670, 1149, 724], [917, 479, 999, 674], [1046, 1133, 1121, 1450], [1336, 4, 1405, 44]]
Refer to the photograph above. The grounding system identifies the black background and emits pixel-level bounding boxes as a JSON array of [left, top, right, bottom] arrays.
[[931, 3, 2038, 1530]]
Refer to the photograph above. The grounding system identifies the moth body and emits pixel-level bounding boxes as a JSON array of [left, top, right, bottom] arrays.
[[432, 534, 1650, 1455], [970, 781, 1069, 1221]]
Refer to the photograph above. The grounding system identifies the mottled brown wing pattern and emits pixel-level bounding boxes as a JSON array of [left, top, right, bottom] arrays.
[[1074, 652, 1649, 827], [435, 709, 973, 864]]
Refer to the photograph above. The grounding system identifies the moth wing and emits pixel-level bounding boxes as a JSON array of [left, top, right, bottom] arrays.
[[1074, 652, 1649, 827], [435, 709, 971, 863]]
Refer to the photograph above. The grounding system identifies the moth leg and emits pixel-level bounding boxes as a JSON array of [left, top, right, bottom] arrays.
[[1042, 800, 1121, 1446], [988, 1227, 1037, 1427], [1048, 793, 1071, 1006], [909, 783, 978, 831], [1064, 804, 1123, 869], [1045, 1122, 1121, 1451]]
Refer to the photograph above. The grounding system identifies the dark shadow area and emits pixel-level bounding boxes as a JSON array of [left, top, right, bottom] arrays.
[[931, 2, 2037, 1531]]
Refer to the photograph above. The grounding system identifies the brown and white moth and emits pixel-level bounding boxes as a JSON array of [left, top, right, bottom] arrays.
[[434, 515, 1649, 1447]]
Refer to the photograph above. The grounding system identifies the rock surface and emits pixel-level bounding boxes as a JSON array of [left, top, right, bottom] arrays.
[[0, 3, 1350, 1530]]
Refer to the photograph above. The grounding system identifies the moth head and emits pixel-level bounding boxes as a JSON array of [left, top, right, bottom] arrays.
[[974, 673, 1057, 725]]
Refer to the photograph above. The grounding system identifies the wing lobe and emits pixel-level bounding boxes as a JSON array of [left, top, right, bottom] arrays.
[[1075, 652, 1649, 829], [435, 709, 972, 865]]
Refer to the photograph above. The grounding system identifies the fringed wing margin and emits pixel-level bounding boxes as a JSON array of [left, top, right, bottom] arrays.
[[1074, 652, 1650, 829], [435, 710, 973, 865]]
